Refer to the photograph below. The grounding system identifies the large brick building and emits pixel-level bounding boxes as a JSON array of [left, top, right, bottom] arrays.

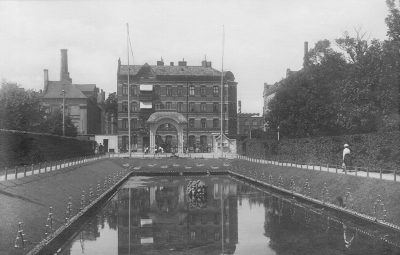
[[116, 58, 237, 153], [41, 49, 105, 136]]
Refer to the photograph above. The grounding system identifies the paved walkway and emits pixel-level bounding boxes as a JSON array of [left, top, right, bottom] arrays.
[[238, 156, 400, 183]]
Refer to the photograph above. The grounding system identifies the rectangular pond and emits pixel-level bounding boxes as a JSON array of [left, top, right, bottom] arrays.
[[57, 175, 400, 255]]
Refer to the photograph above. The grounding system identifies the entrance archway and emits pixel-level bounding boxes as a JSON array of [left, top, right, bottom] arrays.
[[147, 112, 187, 154]]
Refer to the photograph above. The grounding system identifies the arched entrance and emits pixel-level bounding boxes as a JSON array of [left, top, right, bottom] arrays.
[[147, 112, 187, 154]]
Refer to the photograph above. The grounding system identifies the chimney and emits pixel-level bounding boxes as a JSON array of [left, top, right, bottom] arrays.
[[303, 41, 309, 68], [178, 58, 187, 66], [60, 49, 72, 83], [170, 62, 174, 66], [157, 58, 164, 66], [43, 69, 49, 92], [238, 100, 241, 113], [207, 61, 212, 67], [201, 60, 207, 67]]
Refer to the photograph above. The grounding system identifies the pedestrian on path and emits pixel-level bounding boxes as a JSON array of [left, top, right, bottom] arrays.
[[342, 144, 352, 171]]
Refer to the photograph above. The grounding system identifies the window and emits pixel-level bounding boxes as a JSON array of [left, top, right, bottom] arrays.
[[177, 102, 183, 112], [200, 103, 206, 112], [155, 103, 160, 110], [200, 86, 206, 96], [177, 86, 183, 96], [189, 85, 195, 96], [189, 118, 195, 128], [213, 103, 219, 113], [166, 86, 172, 96], [131, 118, 137, 129], [131, 102, 138, 112], [213, 86, 219, 97], [244, 119, 249, 126], [201, 118, 206, 128], [189, 102, 195, 112], [154, 86, 160, 95], [253, 120, 258, 126], [213, 119, 219, 128], [166, 102, 172, 110], [122, 102, 128, 112], [122, 85, 128, 95], [223, 104, 228, 113], [131, 85, 138, 96], [122, 119, 128, 129]]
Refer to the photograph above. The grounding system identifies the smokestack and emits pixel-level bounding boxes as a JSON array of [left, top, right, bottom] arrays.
[[303, 41, 309, 68], [43, 69, 49, 92], [60, 49, 72, 83]]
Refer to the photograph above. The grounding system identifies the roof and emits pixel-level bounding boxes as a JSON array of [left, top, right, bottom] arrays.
[[76, 84, 96, 92], [43, 81, 87, 99], [147, 112, 187, 124], [119, 64, 223, 77]]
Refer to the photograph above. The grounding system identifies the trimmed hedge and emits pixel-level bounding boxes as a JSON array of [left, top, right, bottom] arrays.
[[0, 130, 95, 168], [238, 131, 400, 171]]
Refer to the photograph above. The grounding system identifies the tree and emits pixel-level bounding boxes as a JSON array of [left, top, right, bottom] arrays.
[[104, 92, 118, 116], [0, 81, 44, 131], [266, 40, 347, 138], [40, 109, 78, 137]]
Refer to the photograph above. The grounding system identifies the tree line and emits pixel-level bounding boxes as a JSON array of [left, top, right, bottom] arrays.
[[0, 81, 78, 136], [266, 0, 400, 138]]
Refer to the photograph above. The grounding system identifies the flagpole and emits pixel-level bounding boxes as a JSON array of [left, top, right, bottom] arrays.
[[127, 23, 131, 158], [220, 25, 225, 158]]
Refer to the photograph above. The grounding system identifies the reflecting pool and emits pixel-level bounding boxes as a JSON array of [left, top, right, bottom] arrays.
[[58, 175, 400, 255]]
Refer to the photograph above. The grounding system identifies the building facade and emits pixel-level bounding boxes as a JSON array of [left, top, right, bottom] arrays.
[[237, 112, 264, 136], [116, 59, 237, 153], [41, 49, 105, 136]]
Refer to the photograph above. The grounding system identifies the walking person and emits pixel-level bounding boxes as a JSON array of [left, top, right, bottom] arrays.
[[342, 144, 352, 171]]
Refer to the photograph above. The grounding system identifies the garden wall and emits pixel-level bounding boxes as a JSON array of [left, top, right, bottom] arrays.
[[238, 131, 400, 170], [0, 129, 95, 168]]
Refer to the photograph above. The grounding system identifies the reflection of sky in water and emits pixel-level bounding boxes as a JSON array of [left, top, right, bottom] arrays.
[[235, 197, 276, 255], [68, 223, 118, 255]]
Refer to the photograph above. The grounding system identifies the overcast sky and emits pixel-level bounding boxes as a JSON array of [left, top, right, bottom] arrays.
[[0, 0, 390, 114]]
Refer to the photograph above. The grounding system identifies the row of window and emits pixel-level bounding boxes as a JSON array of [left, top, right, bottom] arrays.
[[119, 118, 226, 129], [121, 85, 220, 97], [243, 119, 264, 126], [120, 101, 230, 113]]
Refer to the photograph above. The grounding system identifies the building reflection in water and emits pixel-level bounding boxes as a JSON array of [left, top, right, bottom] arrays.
[[117, 177, 238, 255]]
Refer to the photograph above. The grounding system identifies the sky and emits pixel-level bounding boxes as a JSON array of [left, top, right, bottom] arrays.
[[0, 0, 390, 114]]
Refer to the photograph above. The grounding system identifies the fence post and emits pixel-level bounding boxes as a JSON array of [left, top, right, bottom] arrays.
[[327, 164, 329, 173], [39, 162, 41, 173], [15, 167, 18, 179], [380, 168, 382, 180], [335, 164, 338, 174], [31, 164, 34, 175], [320, 163, 322, 171], [355, 166, 358, 176], [394, 169, 397, 182], [24, 165, 27, 177], [45, 162, 47, 173], [4, 167, 7, 181], [367, 166, 370, 178]]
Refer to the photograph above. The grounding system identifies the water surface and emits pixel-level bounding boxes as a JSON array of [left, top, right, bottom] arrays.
[[59, 175, 400, 255]]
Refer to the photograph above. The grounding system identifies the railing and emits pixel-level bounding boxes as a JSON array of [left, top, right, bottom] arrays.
[[236, 154, 400, 182], [0, 154, 108, 182]]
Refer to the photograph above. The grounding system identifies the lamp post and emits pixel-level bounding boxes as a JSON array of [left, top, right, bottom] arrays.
[[61, 89, 66, 136]]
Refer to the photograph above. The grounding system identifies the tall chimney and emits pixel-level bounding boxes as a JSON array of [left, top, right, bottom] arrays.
[[60, 49, 72, 83], [43, 69, 49, 92], [303, 41, 309, 68]]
